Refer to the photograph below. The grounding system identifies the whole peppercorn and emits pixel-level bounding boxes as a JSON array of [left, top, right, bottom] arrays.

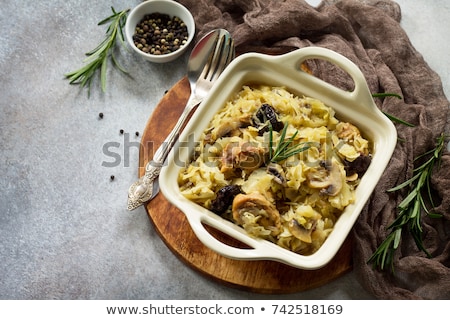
[[132, 13, 189, 55]]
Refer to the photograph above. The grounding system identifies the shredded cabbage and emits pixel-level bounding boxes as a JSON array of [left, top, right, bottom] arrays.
[[178, 85, 371, 255]]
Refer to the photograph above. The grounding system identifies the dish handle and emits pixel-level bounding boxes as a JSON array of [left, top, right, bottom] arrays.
[[184, 209, 281, 261], [273, 46, 377, 115]]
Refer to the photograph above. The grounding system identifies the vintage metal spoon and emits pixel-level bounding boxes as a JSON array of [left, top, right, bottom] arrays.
[[127, 29, 235, 211]]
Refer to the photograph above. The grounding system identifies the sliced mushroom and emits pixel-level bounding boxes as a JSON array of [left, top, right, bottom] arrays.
[[212, 120, 242, 141], [288, 219, 316, 243], [210, 185, 242, 215], [211, 114, 252, 141], [266, 162, 286, 186], [306, 159, 343, 196], [232, 192, 281, 236], [220, 139, 266, 176]]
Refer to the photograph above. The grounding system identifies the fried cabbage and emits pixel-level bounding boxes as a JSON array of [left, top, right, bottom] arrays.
[[178, 85, 371, 255]]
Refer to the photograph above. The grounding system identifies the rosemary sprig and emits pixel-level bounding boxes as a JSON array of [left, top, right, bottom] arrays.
[[367, 132, 446, 272], [65, 7, 129, 96], [371, 92, 403, 100], [371, 93, 415, 127], [268, 123, 313, 163]]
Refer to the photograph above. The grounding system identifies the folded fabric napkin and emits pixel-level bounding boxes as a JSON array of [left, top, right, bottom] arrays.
[[178, 0, 450, 299]]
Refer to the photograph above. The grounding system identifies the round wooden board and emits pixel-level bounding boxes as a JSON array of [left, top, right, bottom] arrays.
[[139, 77, 353, 294]]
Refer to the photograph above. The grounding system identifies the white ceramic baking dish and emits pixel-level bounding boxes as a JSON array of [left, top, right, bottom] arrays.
[[159, 46, 397, 270]]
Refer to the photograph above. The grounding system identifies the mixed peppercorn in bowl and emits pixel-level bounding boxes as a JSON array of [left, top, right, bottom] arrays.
[[125, 0, 195, 63]]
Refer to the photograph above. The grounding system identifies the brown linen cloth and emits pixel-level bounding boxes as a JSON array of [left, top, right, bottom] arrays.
[[178, 0, 450, 299]]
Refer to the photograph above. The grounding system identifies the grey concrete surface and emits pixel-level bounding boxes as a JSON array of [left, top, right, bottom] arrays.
[[0, 0, 448, 299]]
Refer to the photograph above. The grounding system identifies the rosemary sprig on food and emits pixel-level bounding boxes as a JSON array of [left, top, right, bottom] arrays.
[[65, 7, 129, 96], [268, 123, 313, 163], [367, 132, 446, 272], [371, 93, 415, 127]]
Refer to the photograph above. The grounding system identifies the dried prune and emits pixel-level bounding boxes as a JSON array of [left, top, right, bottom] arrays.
[[252, 103, 284, 134], [344, 154, 372, 176], [210, 185, 242, 215]]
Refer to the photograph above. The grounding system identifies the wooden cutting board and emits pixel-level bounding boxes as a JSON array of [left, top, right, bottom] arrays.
[[139, 76, 353, 294]]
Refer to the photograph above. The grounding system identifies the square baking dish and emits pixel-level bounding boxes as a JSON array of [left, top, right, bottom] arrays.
[[159, 46, 397, 270]]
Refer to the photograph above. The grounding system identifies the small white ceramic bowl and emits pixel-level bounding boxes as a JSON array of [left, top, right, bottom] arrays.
[[125, 0, 195, 63], [160, 47, 398, 270]]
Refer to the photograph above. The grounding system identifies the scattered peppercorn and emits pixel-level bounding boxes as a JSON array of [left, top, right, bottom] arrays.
[[119, 129, 124, 134], [99, 112, 104, 119], [110, 175, 115, 181], [132, 13, 188, 55], [135, 131, 140, 137]]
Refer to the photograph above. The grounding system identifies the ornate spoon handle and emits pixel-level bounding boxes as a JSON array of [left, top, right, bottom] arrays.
[[127, 96, 200, 211]]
